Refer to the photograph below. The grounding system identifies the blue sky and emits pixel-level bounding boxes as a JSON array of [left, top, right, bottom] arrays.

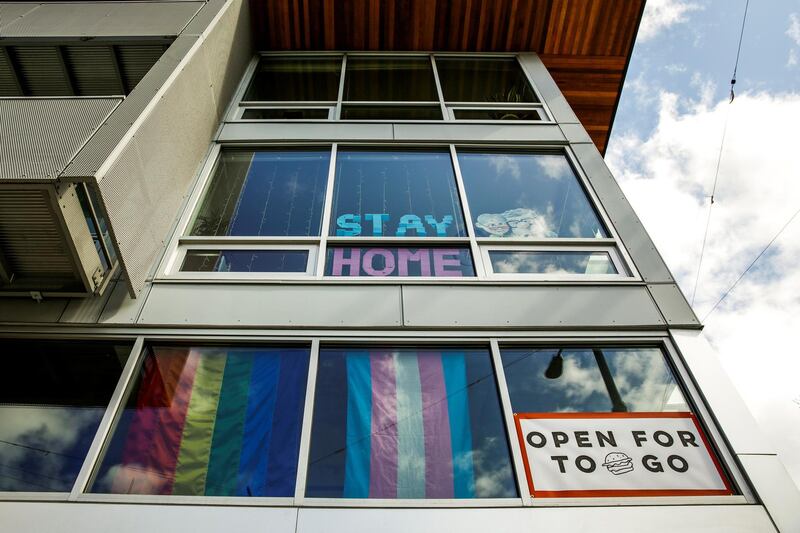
[[607, 0, 800, 489]]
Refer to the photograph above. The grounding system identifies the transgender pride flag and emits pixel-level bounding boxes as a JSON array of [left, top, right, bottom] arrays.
[[342, 351, 476, 498]]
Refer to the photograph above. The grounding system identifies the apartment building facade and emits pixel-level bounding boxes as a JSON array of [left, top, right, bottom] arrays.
[[1, 1, 799, 531]]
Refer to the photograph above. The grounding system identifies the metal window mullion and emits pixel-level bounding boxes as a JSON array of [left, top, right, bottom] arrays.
[[69, 336, 145, 500], [489, 339, 531, 506], [335, 55, 347, 120], [293, 339, 320, 505], [315, 144, 338, 278], [429, 55, 449, 120], [449, 145, 487, 278]]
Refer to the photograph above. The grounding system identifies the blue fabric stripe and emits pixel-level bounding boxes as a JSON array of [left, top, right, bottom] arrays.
[[441, 352, 475, 498], [264, 349, 310, 496], [236, 352, 280, 496], [344, 352, 372, 498]]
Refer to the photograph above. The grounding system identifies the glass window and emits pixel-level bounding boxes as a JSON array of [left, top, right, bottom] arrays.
[[500, 347, 689, 413], [340, 105, 442, 120], [452, 109, 543, 121], [306, 348, 517, 498], [330, 150, 467, 238], [0, 340, 131, 492], [181, 250, 309, 273], [241, 108, 330, 120], [325, 247, 474, 277], [190, 149, 330, 237], [488, 250, 617, 275], [436, 58, 538, 103], [91, 346, 309, 497], [243, 57, 342, 101], [457, 152, 608, 239], [344, 57, 438, 102]]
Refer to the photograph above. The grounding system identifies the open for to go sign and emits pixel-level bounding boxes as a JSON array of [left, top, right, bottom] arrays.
[[514, 412, 732, 497]]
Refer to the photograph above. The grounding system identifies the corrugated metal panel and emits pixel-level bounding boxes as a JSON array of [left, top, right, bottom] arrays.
[[0, 189, 74, 276], [11, 46, 71, 96], [0, 2, 203, 37], [0, 98, 120, 181], [63, 46, 124, 96], [116, 44, 170, 91], [0, 48, 23, 96]]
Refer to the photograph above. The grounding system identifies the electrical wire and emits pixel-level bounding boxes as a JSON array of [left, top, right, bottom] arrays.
[[689, 0, 750, 307], [702, 205, 800, 322]]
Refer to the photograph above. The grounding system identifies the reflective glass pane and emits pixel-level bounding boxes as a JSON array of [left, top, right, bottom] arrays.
[[325, 247, 474, 277], [457, 152, 608, 238], [453, 108, 543, 121], [306, 348, 517, 498], [340, 105, 442, 120], [241, 108, 329, 120], [330, 150, 467, 238], [0, 340, 131, 492], [500, 347, 689, 413], [243, 57, 341, 101], [344, 57, 438, 101], [191, 150, 330, 237], [436, 58, 538, 103], [489, 250, 617, 275], [181, 250, 309, 273], [91, 346, 310, 496]]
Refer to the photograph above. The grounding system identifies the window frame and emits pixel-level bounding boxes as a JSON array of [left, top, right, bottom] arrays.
[[161, 143, 640, 283], [479, 245, 628, 281], [0, 333, 751, 508], [232, 52, 553, 124]]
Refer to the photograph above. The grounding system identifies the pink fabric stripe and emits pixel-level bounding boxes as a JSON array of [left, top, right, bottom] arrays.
[[418, 352, 454, 498], [369, 351, 398, 498]]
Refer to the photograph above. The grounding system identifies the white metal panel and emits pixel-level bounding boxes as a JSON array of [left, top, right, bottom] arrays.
[[0, 502, 297, 533], [670, 329, 776, 455], [296, 506, 775, 533], [402, 285, 664, 328], [392, 123, 566, 142], [137, 283, 403, 327], [648, 283, 700, 327], [0, 3, 39, 32], [737, 454, 800, 533], [218, 121, 394, 142], [0, 297, 68, 322], [0, 2, 203, 37]]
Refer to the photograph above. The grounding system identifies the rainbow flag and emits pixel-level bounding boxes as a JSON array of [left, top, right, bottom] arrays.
[[114, 347, 308, 496], [343, 351, 475, 498]]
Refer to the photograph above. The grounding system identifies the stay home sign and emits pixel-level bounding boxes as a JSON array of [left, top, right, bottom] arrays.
[[514, 412, 732, 497]]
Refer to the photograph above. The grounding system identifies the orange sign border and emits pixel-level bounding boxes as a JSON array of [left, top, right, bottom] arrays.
[[513, 412, 734, 498]]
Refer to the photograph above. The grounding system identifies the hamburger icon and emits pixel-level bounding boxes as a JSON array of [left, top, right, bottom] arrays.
[[602, 452, 634, 475]]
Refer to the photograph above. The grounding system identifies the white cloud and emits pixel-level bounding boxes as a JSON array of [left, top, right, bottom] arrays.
[[787, 13, 800, 46], [638, 0, 701, 42], [788, 49, 799, 68], [607, 88, 800, 489]]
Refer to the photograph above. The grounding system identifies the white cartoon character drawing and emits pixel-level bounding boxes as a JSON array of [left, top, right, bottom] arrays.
[[602, 452, 634, 475], [475, 213, 511, 237], [502, 208, 556, 238]]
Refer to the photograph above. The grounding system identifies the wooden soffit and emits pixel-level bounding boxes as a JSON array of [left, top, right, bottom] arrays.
[[249, 0, 645, 154]]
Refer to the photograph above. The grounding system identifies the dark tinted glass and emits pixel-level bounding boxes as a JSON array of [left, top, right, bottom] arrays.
[[344, 58, 438, 101], [325, 247, 474, 277], [191, 150, 330, 237], [457, 152, 607, 238], [330, 150, 466, 238], [241, 108, 329, 120], [453, 108, 543, 121], [91, 346, 310, 496], [500, 347, 689, 413], [306, 348, 517, 498], [340, 105, 442, 120], [181, 250, 309, 273], [436, 58, 538, 103], [0, 340, 131, 492], [489, 251, 617, 275], [243, 57, 341, 101]]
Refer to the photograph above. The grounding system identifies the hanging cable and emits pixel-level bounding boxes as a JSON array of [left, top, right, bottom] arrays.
[[689, 0, 750, 306], [703, 205, 800, 322]]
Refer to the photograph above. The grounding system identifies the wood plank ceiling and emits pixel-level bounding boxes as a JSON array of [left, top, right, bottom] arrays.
[[249, 0, 645, 154]]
